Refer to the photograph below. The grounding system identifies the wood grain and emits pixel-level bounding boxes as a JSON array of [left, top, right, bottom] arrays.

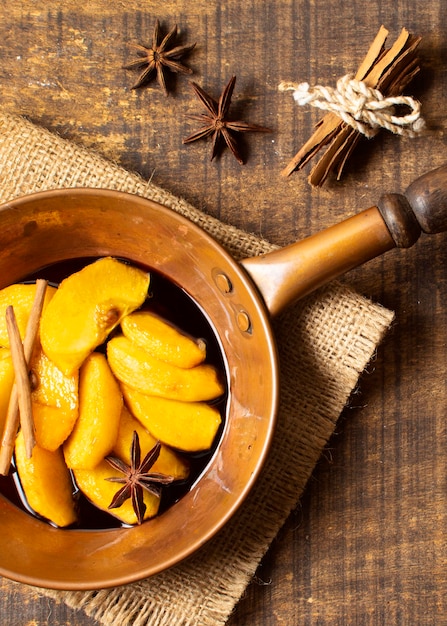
[[0, 1, 446, 624]]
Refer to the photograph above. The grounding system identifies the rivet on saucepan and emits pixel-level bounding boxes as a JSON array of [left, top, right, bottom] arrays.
[[236, 310, 252, 333], [215, 272, 233, 294]]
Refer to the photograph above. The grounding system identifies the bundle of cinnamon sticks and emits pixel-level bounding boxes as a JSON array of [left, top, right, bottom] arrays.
[[0, 280, 47, 474], [281, 26, 422, 186]]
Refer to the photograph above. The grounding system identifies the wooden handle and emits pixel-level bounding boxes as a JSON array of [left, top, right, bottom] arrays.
[[378, 164, 447, 246], [241, 164, 447, 317]]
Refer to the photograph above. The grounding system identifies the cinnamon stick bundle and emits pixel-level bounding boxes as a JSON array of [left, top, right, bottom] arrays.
[[281, 26, 422, 186]]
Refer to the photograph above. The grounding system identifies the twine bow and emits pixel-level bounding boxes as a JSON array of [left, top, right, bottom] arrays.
[[279, 74, 425, 138]]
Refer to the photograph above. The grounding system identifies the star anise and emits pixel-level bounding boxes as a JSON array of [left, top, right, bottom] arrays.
[[105, 431, 175, 525], [123, 19, 196, 95], [183, 76, 271, 164]]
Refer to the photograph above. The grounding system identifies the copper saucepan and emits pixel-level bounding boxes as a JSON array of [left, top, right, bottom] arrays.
[[0, 165, 445, 589]]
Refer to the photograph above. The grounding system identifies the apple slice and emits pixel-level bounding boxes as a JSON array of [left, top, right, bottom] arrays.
[[0, 283, 56, 347], [107, 335, 224, 402], [122, 384, 222, 452], [30, 345, 79, 451], [121, 310, 206, 368], [15, 431, 78, 528], [115, 405, 189, 479], [40, 257, 150, 375], [63, 352, 122, 470], [0, 348, 14, 438], [73, 457, 160, 526]]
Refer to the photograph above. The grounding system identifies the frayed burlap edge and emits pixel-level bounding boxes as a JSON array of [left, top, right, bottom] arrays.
[[0, 113, 394, 626]]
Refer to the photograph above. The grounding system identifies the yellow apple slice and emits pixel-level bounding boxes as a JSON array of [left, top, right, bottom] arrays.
[[40, 257, 150, 375], [63, 352, 122, 470], [0, 347, 14, 438], [115, 405, 189, 479], [15, 431, 78, 528], [107, 335, 224, 402], [121, 310, 206, 368], [30, 345, 79, 451], [73, 457, 160, 526], [122, 384, 222, 452], [0, 283, 56, 347]]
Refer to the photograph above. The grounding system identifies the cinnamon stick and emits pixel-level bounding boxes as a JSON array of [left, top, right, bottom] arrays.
[[5, 306, 35, 458], [281, 26, 422, 186], [0, 279, 48, 473]]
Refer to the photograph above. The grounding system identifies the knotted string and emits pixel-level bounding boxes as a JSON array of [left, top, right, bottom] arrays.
[[279, 74, 425, 138]]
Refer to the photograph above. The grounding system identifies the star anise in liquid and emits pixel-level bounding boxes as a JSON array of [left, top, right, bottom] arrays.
[[123, 19, 196, 95], [183, 76, 271, 164], [105, 431, 175, 525]]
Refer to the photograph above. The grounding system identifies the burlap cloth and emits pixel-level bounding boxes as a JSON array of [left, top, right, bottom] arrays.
[[0, 113, 394, 625]]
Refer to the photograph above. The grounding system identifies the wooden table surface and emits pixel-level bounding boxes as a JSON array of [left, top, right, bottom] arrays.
[[0, 1, 446, 624]]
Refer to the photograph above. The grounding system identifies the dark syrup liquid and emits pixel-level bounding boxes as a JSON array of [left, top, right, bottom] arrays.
[[0, 257, 227, 530]]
